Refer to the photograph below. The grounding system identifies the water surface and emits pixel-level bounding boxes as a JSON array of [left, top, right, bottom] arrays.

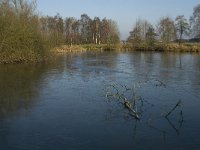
[[0, 51, 200, 150]]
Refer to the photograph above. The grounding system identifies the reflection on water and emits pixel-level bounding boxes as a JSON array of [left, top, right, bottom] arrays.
[[0, 64, 43, 118], [0, 51, 200, 150]]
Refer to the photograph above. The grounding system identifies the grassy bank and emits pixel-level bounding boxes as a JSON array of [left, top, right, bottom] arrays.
[[1, 42, 200, 64], [125, 43, 200, 53], [163, 43, 200, 53], [52, 45, 87, 54], [1, 42, 199, 64], [52, 44, 122, 54], [0, 43, 121, 64], [51, 43, 200, 56], [82, 44, 121, 51]]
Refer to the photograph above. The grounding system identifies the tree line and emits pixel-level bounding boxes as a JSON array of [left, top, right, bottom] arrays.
[[40, 13, 120, 47], [1, 0, 199, 63], [127, 4, 200, 48], [0, 0, 120, 63]]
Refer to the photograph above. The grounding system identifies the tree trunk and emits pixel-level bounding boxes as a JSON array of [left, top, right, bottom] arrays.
[[95, 35, 98, 44], [70, 37, 72, 46], [98, 33, 101, 45], [179, 25, 183, 45]]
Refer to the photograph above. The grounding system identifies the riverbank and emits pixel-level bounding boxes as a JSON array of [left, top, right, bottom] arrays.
[[128, 43, 200, 53], [53, 43, 200, 53], [52, 45, 87, 54], [52, 44, 122, 53], [1, 43, 200, 64]]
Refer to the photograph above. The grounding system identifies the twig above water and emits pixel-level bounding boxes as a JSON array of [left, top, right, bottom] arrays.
[[105, 84, 141, 120]]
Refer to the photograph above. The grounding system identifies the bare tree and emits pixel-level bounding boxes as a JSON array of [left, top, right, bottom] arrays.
[[127, 19, 152, 47], [157, 17, 176, 44], [175, 15, 190, 44], [91, 17, 101, 44], [190, 4, 200, 38], [127, 21, 142, 46], [98, 18, 120, 45], [146, 26, 157, 47], [65, 17, 79, 46], [80, 14, 92, 44]]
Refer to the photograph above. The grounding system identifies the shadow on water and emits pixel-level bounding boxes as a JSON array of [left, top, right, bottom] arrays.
[[0, 63, 51, 118], [0, 51, 117, 119], [0, 55, 69, 118]]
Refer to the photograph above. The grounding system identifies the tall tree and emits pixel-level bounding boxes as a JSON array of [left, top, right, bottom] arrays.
[[54, 13, 64, 45], [107, 19, 120, 44], [100, 18, 109, 44], [146, 26, 157, 47], [157, 17, 176, 44], [39, 14, 64, 47], [127, 21, 142, 46], [127, 19, 152, 47], [190, 4, 200, 38], [99, 18, 120, 45], [71, 19, 80, 44], [80, 14, 91, 44], [91, 17, 101, 44], [175, 15, 190, 44], [65, 17, 79, 45]]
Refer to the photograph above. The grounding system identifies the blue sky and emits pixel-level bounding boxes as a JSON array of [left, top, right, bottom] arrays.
[[37, 0, 200, 40]]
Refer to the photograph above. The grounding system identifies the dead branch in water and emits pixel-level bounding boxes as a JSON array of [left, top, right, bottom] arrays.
[[154, 79, 166, 87], [123, 99, 140, 119], [106, 84, 140, 120]]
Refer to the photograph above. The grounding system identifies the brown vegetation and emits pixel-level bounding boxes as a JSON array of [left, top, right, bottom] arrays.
[[52, 45, 86, 54], [1, 0, 200, 64], [0, 0, 49, 64], [0, 0, 120, 64]]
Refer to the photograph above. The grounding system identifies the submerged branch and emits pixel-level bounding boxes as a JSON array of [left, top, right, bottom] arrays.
[[165, 100, 182, 117], [124, 100, 140, 120], [105, 84, 140, 120]]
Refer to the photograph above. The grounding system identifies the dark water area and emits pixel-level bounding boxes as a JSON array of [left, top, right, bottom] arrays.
[[0, 51, 200, 150]]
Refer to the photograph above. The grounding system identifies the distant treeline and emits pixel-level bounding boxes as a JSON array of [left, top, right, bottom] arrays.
[[40, 14, 120, 46], [1, 0, 200, 64], [127, 4, 200, 50], [0, 0, 120, 63]]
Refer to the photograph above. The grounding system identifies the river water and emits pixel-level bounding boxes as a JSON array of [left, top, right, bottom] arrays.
[[0, 51, 200, 150]]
